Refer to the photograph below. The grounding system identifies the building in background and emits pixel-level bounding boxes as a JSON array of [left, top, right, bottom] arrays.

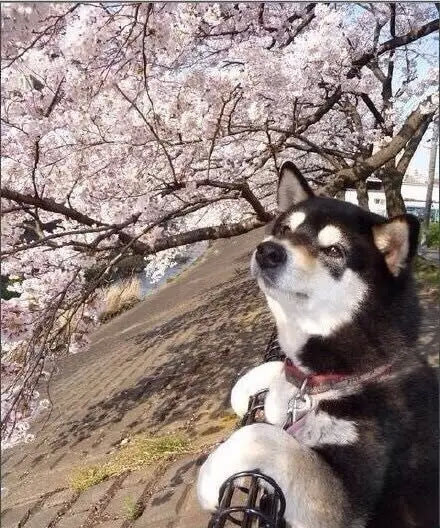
[[345, 171, 439, 220]]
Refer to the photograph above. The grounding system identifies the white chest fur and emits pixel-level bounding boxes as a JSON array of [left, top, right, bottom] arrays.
[[294, 410, 359, 447]]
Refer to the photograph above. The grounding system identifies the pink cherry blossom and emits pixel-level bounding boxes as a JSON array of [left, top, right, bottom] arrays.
[[1, 2, 438, 447]]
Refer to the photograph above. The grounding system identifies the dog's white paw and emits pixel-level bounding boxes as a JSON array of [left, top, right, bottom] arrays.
[[265, 372, 297, 426], [230, 361, 284, 417], [197, 423, 298, 512]]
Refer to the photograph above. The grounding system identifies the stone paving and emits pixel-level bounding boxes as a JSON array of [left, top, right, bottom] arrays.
[[1, 228, 438, 528], [1, 229, 273, 528], [1, 454, 211, 528]]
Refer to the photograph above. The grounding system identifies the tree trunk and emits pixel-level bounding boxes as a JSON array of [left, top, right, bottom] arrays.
[[381, 159, 406, 217], [424, 121, 439, 230], [382, 174, 406, 216], [355, 180, 369, 210]]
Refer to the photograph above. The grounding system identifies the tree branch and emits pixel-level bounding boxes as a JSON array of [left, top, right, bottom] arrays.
[[160, 178, 271, 222], [149, 217, 265, 254], [347, 17, 439, 77], [2, 187, 108, 228], [240, 181, 272, 222], [1, 186, 148, 253], [44, 77, 64, 118], [320, 94, 438, 196], [283, 3, 316, 47], [115, 83, 177, 183], [1, 184, 269, 258], [4, 4, 80, 67], [31, 140, 41, 198], [396, 114, 432, 175], [296, 86, 342, 134], [360, 93, 385, 125]]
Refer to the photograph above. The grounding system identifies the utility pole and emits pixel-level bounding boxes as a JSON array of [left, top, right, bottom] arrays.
[[424, 119, 439, 231]]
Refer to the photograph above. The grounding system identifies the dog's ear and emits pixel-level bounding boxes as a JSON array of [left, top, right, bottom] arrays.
[[277, 161, 314, 212], [372, 214, 420, 276]]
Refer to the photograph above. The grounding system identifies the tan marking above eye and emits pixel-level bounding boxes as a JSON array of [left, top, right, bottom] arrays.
[[318, 225, 342, 247]]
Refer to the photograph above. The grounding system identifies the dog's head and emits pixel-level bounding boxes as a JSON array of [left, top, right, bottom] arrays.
[[251, 161, 420, 337]]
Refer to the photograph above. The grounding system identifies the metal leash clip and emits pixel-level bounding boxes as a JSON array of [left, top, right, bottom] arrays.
[[284, 379, 313, 430]]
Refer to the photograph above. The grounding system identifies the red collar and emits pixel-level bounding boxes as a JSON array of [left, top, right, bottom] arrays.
[[284, 358, 394, 394]]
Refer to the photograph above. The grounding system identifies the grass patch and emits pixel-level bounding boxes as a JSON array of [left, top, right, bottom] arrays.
[[69, 465, 108, 492], [414, 256, 440, 301], [69, 433, 192, 492], [424, 222, 440, 249], [98, 276, 142, 323], [414, 256, 440, 288], [122, 496, 143, 520], [217, 411, 241, 429], [236, 306, 266, 331]]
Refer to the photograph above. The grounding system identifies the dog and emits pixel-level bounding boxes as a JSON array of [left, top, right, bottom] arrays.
[[197, 161, 439, 528]]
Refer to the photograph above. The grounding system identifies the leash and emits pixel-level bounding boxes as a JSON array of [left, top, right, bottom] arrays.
[[263, 328, 285, 362]]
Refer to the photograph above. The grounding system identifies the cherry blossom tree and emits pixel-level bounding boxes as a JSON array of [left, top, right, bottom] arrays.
[[1, 2, 438, 447]]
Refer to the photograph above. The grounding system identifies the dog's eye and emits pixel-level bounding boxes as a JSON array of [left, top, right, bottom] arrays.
[[321, 245, 344, 258], [279, 224, 290, 236]]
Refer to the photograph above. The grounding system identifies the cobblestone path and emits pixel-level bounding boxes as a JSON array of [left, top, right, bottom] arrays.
[[1, 228, 438, 528]]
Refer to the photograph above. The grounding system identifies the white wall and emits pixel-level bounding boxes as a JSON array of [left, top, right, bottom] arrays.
[[345, 183, 439, 218]]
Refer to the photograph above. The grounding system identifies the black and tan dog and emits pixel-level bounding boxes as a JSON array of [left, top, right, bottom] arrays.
[[197, 162, 438, 528]]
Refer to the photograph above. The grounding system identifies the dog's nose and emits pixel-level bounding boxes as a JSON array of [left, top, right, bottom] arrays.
[[255, 241, 286, 269]]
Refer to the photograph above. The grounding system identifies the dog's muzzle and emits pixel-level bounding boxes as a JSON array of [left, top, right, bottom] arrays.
[[255, 242, 286, 270]]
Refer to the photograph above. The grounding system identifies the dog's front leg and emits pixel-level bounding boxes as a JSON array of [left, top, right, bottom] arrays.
[[197, 423, 356, 528]]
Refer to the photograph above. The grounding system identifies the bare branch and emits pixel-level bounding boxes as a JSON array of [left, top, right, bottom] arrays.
[[296, 86, 342, 134], [149, 217, 265, 254], [283, 3, 316, 47], [320, 94, 439, 196], [44, 77, 64, 118], [3, 4, 80, 67], [396, 115, 433, 175], [115, 83, 177, 183], [347, 17, 439, 77], [360, 93, 385, 125], [31, 140, 41, 198]]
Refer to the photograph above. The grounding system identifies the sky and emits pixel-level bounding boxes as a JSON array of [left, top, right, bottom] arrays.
[[404, 32, 439, 180], [409, 124, 438, 180], [347, 3, 438, 181]]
